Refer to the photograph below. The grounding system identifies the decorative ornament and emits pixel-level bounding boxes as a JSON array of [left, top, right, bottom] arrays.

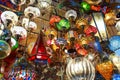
[[91, 5, 101, 11], [11, 37, 18, 51], [115, 21, 120, 31], [1, 11, 18, 27], [76, 18, 88, 29], [24, 6, 40, 19], [56, 19, 70, 31], [84, 25, 97, 36], [10, 26, 27, 40], [65, 10, 77, 21], [113, 74, 120, 80], [108, 35, 120, 56], [104, 11, 116, 26], [49, 15, 61, 26], [84, 0, 102, 5], [96, 61, 113, 80], [10, 0, 26, 6], [0, 40, 11, 59], [66, 57, 95, 80], [109, 54, 120, 72], [80, 2, 90, 12], [77, 48, 88, 56]]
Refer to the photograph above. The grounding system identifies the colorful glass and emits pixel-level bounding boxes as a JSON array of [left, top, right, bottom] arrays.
[[49, 15, 61, 26], [96, 61, 113, 80], [80, 2, 90, 12], [113, 74, 120, 80], [0, 40, 11, 59], [56, 19, 70, 31]]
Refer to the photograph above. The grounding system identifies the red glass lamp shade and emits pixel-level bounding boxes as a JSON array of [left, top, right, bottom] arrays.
[[84, 25, 97, 36], [91, 5, 101, 11], [77, 48, 88, 56], [49, 15, 61, 26]]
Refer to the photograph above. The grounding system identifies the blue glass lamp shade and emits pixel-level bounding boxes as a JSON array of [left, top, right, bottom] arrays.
[[108, 35, 120, 56], [113, 74, 120, 80]]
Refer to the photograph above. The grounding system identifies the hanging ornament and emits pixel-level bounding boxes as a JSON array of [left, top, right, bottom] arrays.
[[10, 0, 26, 6], [77, 48, 88, 56], [84, 0, 102, 5], [66, 57, 95, 80], [109, 54, 120, 73], [108, 35, 120, 56], [24, 6, 40, 19], [84, 25, 97, 36], [115, 21, 120, 31], [10, 26, 27, 40], [10, 37, 18, 51], [37, 0, 52, 15], [0, 40, 11, 59], [96, 61, 113, 80], [80, 2, 90, 12], [56, 19, 70, 31], [113, 74, 120, 80], [76, 18, 88, 30], [1, 11, 18, 27], [104, 11, 116, 26], [91, 5, 101, 11], [65, 9, 77, 21], [49, 15, 61, 26]]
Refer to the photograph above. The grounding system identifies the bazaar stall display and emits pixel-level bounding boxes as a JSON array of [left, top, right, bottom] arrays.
[[0, 0, 120, 80]]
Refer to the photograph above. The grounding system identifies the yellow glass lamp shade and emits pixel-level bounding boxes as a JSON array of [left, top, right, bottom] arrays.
[[96, 61, 113, 80], [0, 40, 11, 59]]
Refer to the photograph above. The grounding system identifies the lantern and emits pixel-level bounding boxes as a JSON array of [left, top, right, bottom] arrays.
[[10, 26, 27, 40], [24, 6, 41, 19], [113, 74, 120, 80], [37, 0, 52, 14], [108, 35, 120, 56], [0, 40, 11, 59], [56, 19, 70, 31], [104, 12, 116, 26], [84, 25, 97, 36], [10, 0, 26, 6], [49, 15, 61, 26], [76, 18, 88, 30], [65, 10, 77, 21], [1, 11, 18, 27], [91, 5, 101, 11], [80, 2, 90, 12], [115, 21, 120, 31], [66, 57, 95, 80], [84, 0, 102, 5], [96, 61, 114, 80], [109, 54, 120, 73]]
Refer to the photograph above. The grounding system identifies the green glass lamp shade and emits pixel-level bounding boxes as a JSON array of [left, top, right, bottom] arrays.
[[0, 40, 11, 59], [80, 2, 90, 12], [56, 19, 70, 31], [11, 37, 18, 51]]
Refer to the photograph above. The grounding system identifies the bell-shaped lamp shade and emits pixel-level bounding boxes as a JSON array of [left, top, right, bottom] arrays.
[[56, 19, 70, 31], [0, 40, 11, 59], [24, 6, 40, 19], [115, 21, 120, 31], [108, 35, 120, 56], [65, 10, 77, 21], [49, 15, 61, 26], [37, 0, 52, 10]]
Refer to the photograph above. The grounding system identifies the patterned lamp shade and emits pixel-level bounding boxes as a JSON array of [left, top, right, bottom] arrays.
[[108, 35, 120, 56], [56, 19, 70, 31]]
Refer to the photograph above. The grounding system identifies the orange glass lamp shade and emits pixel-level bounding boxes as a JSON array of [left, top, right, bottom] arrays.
[[84, 25, 97, 36], [96, 61, 114, 80], [91, 5, 101, 11], [49, 15, 61, 26], [77, 48, 88, 56], [76, 18, 88, 29]]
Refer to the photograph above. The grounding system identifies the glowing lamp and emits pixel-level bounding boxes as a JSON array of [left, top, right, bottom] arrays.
[[56, 19, 70, 31], [49, 15, 61, 26], [84, 25, 97, 36], [113, 74, 120, 80], [0, 40, 11, 59], [65, 10, 77, 21], [108, 35, 120, 56], [80, 2, 90, 12], [77, 48, 88, 56]]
